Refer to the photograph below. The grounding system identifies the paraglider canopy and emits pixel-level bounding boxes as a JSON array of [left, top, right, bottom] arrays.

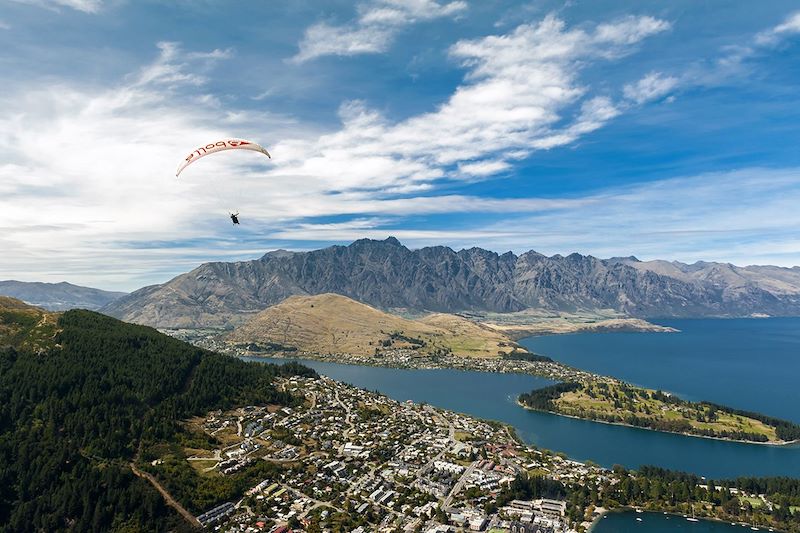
[[176, 139, 271, 177]]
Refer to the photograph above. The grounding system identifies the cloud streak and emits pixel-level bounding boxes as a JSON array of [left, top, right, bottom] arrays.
[[292, 0, 467, 63], [275, 168, 800, 268], [10, 0, 103, 13]]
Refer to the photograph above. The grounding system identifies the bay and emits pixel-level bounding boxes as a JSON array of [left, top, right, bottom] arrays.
[[521, 318, 800, 423], [243, 356, 800, 479], [591, 511, 758, 532]]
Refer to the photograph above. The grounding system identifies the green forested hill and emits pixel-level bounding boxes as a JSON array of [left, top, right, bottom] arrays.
[[0, 303, 315, 532]]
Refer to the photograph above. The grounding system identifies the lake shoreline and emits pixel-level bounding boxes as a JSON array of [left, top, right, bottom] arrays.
[[516, 400, 800, 447], [588, 508, 767, 533], [238, 349, 800, 448]]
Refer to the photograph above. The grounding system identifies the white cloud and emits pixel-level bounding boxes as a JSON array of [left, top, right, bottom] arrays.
[[481, 168, 800, 266], [623, 71, 678, 104], [131, 41, 233, 88], [275, 15, 668, 195], [54, 0, 101, 12], [0, 15, 672, 289], [697, 10, 800, 83], [458, 160, 511, 177], [755, 11, 800, 46], [291, 0, 467, 63], [0, 43, 301, 289], [273, 168, 800, 268], [11, 0, 103, 13], [594, 15, 670, 46]]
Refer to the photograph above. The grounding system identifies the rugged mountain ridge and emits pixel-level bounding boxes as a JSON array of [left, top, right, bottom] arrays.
[[0, 280, 126, 311], [102, 237, 800, 328]]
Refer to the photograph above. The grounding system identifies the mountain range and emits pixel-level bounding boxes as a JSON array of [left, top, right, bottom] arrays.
[[0, 280, 127, 311], [101, 237, 800, 328]]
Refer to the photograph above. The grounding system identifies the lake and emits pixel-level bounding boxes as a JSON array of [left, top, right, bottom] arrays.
[[245, 358, 800, 478], [521, 317, 800, 423], [591, 511, 758, 532]]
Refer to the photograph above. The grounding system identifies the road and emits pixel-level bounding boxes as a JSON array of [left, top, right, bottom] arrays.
[[130, 462, 201, 528], [335, 389, 356, 439], [443, 461, 478, 509]]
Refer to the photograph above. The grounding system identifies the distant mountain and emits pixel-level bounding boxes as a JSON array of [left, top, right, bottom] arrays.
[[0, 280, 126, 311], [102, 238, 800, 328], [607, 257, 800, 299], [228, 292, 522, 357]]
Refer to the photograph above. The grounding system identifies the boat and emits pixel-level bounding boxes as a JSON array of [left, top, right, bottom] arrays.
[[636, 517, 643, 522]]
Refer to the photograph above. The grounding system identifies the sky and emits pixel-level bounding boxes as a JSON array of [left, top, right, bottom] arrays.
[[2, 0, 800, 291]]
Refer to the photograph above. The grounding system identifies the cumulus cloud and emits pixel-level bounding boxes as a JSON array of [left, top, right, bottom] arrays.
[[275, 15, 668, 195], [0, 15, 672, 288], [0, 42, 290, 288], [291, 0, 467, 63]]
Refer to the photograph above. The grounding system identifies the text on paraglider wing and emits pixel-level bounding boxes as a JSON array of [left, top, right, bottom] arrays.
[[184, 140, 252, 162]]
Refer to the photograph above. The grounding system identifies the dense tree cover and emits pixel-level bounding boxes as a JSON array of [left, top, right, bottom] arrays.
[[570, 410, 770, 442], [498, 473, 567, 504], [518, 383, 581, 410], [701, 402, 800, 441], [501, 351, 554, 363], [0, 310, 316, 532], [144, 448, 285, 514], [486, 472, 568, 515], [733, 477, 800, 501], [564, 465, 800, 532]]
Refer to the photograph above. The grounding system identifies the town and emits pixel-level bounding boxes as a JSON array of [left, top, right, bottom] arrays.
[[168, 328, 606, 385], [179, 376, 605, 533]]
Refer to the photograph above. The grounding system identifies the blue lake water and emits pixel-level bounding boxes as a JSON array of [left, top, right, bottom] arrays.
[[521, 318, 800, 423], [592, 511, 754, 532], [246, 357, 800, 479], [242, 318, 800, 531]]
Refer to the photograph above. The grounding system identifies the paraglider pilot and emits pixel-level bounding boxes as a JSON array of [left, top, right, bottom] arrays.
[[230, 213, 240, 225]]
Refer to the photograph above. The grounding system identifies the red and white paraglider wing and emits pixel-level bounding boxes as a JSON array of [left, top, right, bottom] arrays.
[[176, 139, 271, 177]]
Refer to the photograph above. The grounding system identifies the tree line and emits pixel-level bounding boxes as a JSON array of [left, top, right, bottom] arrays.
[[0, 310, 315, 532]]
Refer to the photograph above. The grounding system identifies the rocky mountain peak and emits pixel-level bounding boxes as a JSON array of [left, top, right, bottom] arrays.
[[101, 238, 800, 328]]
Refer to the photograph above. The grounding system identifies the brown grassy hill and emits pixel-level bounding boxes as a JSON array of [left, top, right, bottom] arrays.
[[0, 296, 60, 351], [227, 293, 523, 358]]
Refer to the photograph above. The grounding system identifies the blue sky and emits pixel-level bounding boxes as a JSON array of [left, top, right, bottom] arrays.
[[2, 0, 800, 291]]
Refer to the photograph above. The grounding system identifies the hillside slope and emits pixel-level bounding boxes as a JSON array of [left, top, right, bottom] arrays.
[[0, 280, 126, 311], [102, 238, 800, 328], [227, 293, 521, 357], [0, 301, 314, 532], [0, 296, 60, 352]]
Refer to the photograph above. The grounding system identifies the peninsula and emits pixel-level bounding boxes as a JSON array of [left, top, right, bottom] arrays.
[[519, 381, 800, 445]]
